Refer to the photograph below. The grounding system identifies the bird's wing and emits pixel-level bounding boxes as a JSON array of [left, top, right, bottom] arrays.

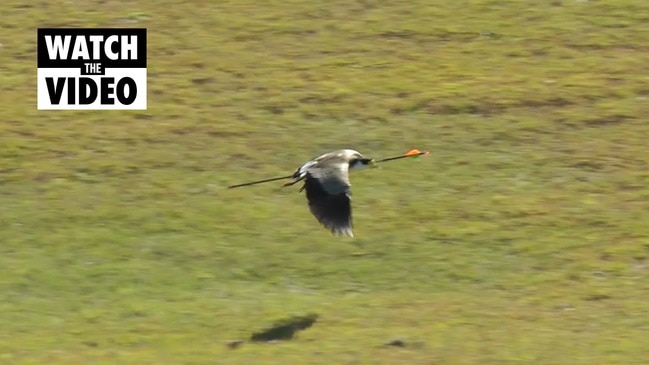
[[302, 162, 354, 237], [309, 159, 352, 193]]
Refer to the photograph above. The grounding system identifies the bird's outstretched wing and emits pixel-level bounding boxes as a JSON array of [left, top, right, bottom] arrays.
[[302, 163, 354, 237]]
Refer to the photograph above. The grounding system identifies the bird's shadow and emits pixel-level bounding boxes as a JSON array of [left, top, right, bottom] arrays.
[[250, 313, 319, 342]]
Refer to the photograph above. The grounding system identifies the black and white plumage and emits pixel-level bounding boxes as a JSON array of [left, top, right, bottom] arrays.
[[284, 149, 376, 237]]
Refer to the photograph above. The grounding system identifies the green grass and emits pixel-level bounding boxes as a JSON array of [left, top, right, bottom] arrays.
[[2, 0, 649, 363]]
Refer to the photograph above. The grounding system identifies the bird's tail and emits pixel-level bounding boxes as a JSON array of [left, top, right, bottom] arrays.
[[283, 159, 318, 190], [283, 176, 305, 188]]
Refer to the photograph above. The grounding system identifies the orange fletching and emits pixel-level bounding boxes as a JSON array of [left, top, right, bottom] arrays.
[[405, 149, 422, 156]]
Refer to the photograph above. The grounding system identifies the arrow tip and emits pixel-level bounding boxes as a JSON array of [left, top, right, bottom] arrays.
[[405, 149, 429, 157]]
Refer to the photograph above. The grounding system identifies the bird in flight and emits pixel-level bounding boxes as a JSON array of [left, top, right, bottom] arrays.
[[228, 149, 428, 237], [282, 149, 375, 237]]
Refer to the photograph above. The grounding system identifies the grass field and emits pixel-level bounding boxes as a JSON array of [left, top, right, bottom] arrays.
[[2, 0, 649, 363]]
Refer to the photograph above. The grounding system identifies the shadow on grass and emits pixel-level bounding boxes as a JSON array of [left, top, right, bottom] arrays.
[[250, 313, 319, 342]]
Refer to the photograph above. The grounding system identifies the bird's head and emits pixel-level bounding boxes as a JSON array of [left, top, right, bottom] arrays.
[[349, 157, 377, 170], [341, 149, 377, 170]]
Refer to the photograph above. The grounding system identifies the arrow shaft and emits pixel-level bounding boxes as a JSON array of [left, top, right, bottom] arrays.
[[227, 174, 294, 189], [376, 152, 426, 163], [229, 150, 427, 188]]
